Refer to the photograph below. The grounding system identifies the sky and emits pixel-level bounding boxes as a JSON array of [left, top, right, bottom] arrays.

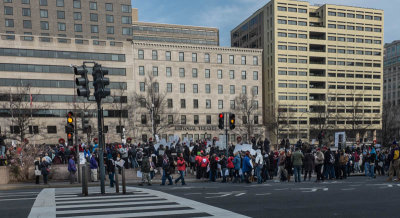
[[132, 0, 398, 47]]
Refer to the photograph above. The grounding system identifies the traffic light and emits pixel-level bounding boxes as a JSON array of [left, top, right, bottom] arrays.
[[82, 112, 91, 133], [229, 113, 235, 130], [74, 65, 90, 99], [218, 113, 224, 130], [92, 63, 110, 100], [66, 111, 74, 145]]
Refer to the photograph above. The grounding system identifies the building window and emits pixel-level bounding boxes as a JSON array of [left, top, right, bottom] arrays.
[[116, 126, 124, 134], [74, 12, 82, 20], [252, 86, 258, 95], [139, 66, 144, 75], [29, 126, 39, 134], [179, 52, 184, 61], [166, 67, 172, 77], [230, 100, 235, 109], [47, 126, 57, 134], [206, 99, 211, 108], [23, 20, 31, 29], [121, 4, 132, 13], [40, 21, 48, 30], [167, 99, 173, 108], [57, 11, 65, 19], [10, 126, 20, 134], [217, 54, 222, 63], [105, 3, 113, 11], [4, 6, 13, 15], [139, 82, 145, 92], [193, 99, 198, 109], [217, 70, 222, 79], [39, 0, 47, 6], [122, 27, 131, 35], [58, 23, 66, 31], [241, 56, 246, 65], [205, 84, 211, 93], [74, 24, 82, 32], [218, 85, 223, 94], [193, 84, 198, 93], [194, 115, 199, 124], [121, 16, 132, 24], [40, 9, 48, 18], [180, 99, 186, 108], [165, 51, 171, 61], [91, 25, 98, 33], [56, 0, 64, 7], [229, 55, 234, 64], [180, 83, 185, 93], [107, 26, 114, 34], [206, 115, 211, 124], [4, 0, 12, 2], [242, 85, 247, 94], [138, 49, 144, 59], [192, 68, 198, 78], [181, 115, 186, 124], [106, 15, 114, 23], [168, 115, 173, 124], [152, 66, 158, 76], [22, 0, 30, 4], [230, 85, 235, 94], [90, 13, 98, 21], [22, 8, 30, 16], [153, 82, 159, 92], [73, 0, 81, 8], [167, 83, 172, 92], [192, 53, 197, 62], [152, 50, 158, 60], [228, 70, 234, 79], [89, 1, 97, 10], [204, 53, 210, 63], [218, 100, 223, 109], [141, 115, 147, 124], [253, 56, 258, 65], [254, 116, 259, 124], [253, 71, 258, 80], [241, 71, 246, 79], [205, 69, 210, 78], [179, 68, 185, 77]]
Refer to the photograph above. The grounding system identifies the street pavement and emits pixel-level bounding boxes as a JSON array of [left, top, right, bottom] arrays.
[[2, 176, 400, 218]]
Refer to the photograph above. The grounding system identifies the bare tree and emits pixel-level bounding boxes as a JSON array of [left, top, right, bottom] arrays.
[[110, 83, 135, 141], [381, 102, 399, 146], [233, 93, 263, 143], [133, 73, 175, 140], [265, 101, 292, 148]]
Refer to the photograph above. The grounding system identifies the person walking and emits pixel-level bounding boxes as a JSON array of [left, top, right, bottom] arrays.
[[292, 148, 304, 183], [255, 150, 264, 184], [314, 148, 324, 182], [242, 151, 252, 184], [89, 155, 98, 182], [324, 148, 335, 180], [387, 142, 400, 182], [175, 153, 186, 185], [304, 149, 314, 181], [140, 153, 151, 186], [107, 154, 116, 188], [233, 152, 241, 183], [34, 157, 41, 184], [278, 151, 288, 182], [339, 150, 348, 179], [209, 153, 218, 182], [161, 154, 173, 185], [68, 156, 77, 184], [285, 151, 293, 182], [41, 157, 50, 185], [220, 154, 228, 183]]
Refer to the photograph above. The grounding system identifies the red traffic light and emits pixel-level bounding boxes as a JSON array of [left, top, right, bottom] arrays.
[[219, 113, 224, 118]]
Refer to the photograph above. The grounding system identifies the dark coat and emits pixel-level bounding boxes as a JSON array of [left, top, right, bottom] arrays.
[[304, 153, 315, 171]]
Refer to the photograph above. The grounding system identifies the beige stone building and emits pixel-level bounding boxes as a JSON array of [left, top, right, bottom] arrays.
[[133, 21, 219, 46], [231, 0, 383, 145], [132, 41, 263, 143]]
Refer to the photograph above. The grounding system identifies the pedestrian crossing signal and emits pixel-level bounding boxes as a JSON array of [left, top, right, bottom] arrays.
[[218, 113, 224, 129], [229, 113, 235, 130]]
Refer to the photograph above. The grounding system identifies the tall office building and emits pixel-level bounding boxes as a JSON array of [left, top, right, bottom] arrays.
[[0, 0, 133, 41], [231, 0, 383, 145], [384, 41, 400, 106]]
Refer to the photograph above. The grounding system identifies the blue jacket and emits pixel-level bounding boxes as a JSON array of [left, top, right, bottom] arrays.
[[233, 155, 241, 170], [68, 158, 76, 172], [90, 156, 98, 169], [242, 156, 252, 172]]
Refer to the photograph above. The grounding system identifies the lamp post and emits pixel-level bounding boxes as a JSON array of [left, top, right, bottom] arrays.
[[151, 103, 155, 140]]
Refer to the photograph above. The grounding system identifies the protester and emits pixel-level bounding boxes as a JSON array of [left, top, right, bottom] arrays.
[[89, 155, 98, 182], [303, 149, 314, 181], [140, 153, 151, 186], [175, 153, 186, 185], [68, 155, 77, 184], [34, 157, 41, 184], [291, 148, 304, 183], [161, 154, 173, 185], [41, 157, 50, 185]]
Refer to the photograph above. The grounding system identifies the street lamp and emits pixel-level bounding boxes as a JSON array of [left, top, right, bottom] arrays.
[[151, 103, 155, 139]]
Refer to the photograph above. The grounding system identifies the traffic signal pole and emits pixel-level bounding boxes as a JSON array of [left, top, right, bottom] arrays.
[[97, 100, 105, 194]]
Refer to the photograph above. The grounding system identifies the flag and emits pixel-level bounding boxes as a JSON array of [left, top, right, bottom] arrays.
[[30, 93, 32, 107]]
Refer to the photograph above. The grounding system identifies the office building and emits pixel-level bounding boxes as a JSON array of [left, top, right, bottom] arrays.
[[231, 0, 383, 145]]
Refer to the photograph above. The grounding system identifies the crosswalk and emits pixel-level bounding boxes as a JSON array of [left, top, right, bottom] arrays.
[[28, 186, 248, 218], [0, 190, 39, 202]]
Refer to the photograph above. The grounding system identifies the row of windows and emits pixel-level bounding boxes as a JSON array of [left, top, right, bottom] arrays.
[[277, 32, 307, 39], [0, 47, 125, 62], [278, 83, 308, 88], [0, 63, 125, 75], [0, 93, 127, 103], [139, 82, 259, 96], [327, 61, 381, 68], [8, 124, 127, 135], [327, 36, 382, 44], [327, 23, 382, 32], [327, 11, 382, 21], [3, 0, 131, 13], [278, 70, 308, 76], [328, 73, 381, 79], [138, 66, 258, 80], [138, 49, 259, 65], [277, 19, 308, 26], [139, 114, 259, 125], [279, 95, 381, 102], [277, 6, 307, 13], [277, 58, 308, 64], [162, 99, 258, 110], [133, 36, 218, 46], [327, 48, 381, 56], [278, 44, 307, 51], [0, 109, 127, 118], [328, 85, 381, 91], [0, 78, 127, 89], [132, 25, 218, 37]]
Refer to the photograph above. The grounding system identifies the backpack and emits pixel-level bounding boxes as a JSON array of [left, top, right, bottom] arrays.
[[329, 153, 335, 164], [394, 150, 400, 160]]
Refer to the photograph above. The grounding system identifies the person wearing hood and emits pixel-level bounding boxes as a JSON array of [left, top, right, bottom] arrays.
[[242, 151, 252, 184], [233, 152, 241, 183], [255, 150, 264, 184]]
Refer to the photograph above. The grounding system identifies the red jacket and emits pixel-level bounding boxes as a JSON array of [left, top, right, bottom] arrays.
[[177, 158, 186, 171], [227, 156, 234, 169], [200, 157, 209, 168], [195, 155, 202, 165]]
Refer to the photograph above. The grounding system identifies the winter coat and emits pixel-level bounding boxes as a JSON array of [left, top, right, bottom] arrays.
[[304, 153, 314, 171], [177, 157, 186, 171], [89, 156, 98, 169], [233, 154, 241, 170], [200, 157, 209, 168], [68, 158, 77, 172], [315, 151, 324, 165], [291, 151, 304, 166], [141, 157, 150, 173], [242, 156, 252, 173], [227, 157, 234, 169], [255, 151, 263, 166], [41, 161, 49, 175]]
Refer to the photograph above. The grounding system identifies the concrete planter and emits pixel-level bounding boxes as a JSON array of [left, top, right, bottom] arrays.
[[0, 166, 10, 184]]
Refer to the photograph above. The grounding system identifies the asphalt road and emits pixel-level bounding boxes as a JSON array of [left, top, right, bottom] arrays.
[[0, 188, 41, 218], [139, 176, 400, 218]]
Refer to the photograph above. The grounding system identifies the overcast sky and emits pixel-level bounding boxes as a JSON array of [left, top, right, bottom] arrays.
[[133, 0, 397, 47]]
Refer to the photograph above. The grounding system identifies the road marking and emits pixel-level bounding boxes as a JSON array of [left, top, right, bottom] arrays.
[[250, 184, 271, 187], [205, 193, 231, 198], [56, 196, 162, 205], [235, 193, 245, 197], [184, 193, 202, 195], [55, 194, 151, 201], [255, 193, 271, 196], [0, 198, 37, 202], [56, 204, 187, 215], [341, 188, 355, 191], [68, 209, 211, 218], [28, 188, 56, 218], [56, 200, 171, 209], [274, 188, 289, 191]]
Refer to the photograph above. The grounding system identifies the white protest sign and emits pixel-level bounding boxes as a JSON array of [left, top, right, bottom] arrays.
[[79, 152, 86, 165]]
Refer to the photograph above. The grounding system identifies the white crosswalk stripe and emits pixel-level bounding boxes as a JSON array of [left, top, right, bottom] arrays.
[[28, 186, 249, 218]]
